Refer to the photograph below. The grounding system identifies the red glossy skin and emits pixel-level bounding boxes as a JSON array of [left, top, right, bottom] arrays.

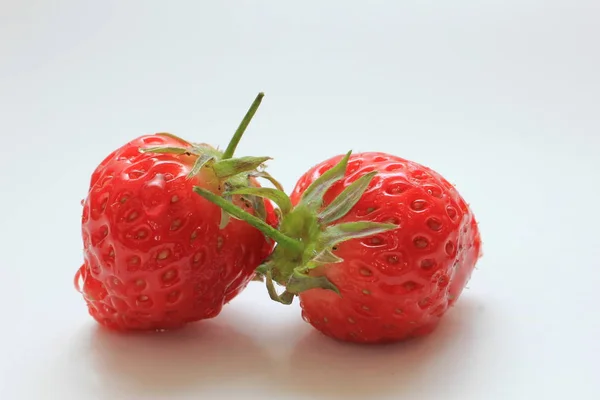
[[290, 152, 482, 343], [75, 134, 277, 331]]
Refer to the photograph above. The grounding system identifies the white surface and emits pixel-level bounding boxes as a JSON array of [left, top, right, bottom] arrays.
[[1, 1, 599, 399]]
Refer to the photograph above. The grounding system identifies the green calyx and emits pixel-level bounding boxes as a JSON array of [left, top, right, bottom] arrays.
[[139, 92, 281, 227], [193, 151, 399, 304]]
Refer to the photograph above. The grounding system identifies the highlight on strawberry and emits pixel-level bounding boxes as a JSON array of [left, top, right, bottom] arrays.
[[75, 93, 281, 331], [195, 151, 482, 344]]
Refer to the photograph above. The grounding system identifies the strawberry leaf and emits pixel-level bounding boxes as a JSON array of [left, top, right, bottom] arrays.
[[227, 187, 293, 215], [193, 186, 303, 252], [320, 221, 398, 248], [311, 249, 343, 265], [265, 269, 295, 305], [249, 170, 284, 191], [139, 146, 193, 155], [187, 153, 215, 179], [318, 171, 377, 224], [286, 270, 340, 296], [299, 151, 352, 209], [213, 156, 271, 180]]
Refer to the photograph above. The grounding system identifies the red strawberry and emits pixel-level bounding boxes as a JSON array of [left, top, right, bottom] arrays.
[[195, 151, 482, 344], [75, 93, 279, 331]]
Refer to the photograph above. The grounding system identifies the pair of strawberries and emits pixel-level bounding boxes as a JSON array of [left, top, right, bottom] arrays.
[[75, 93, 482, 344]]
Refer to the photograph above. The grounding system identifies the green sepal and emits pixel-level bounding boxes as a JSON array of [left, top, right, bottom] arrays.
[[265, 269, 295, 305], [299, 151, 352, 209], [212, 156, 271, 180], [226, 187, 292, 215], [286, 270, 340, 296], [311, 249, 343, 265], [187, 153, 216, 179], [320, 221, 398, 248], [249, 170, 284, 191], [218, 193, 233, 229], [318, 171, 377, 224], [193, 186, 303, 252], [139, 146, 193, 155], [249, 194, 268, 224]]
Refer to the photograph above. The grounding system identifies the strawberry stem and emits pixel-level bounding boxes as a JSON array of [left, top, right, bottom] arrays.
[[193, 186, 303, 252], [222, 92, 265, 160]]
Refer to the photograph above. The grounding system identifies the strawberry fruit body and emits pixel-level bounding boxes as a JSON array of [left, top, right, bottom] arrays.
[[196, 150, 482, 344], [289, 152, 482, 343], [75, 94, 278, 331]]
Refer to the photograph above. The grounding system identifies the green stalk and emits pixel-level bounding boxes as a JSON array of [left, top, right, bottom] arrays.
[[193, 186, 303, 252], [222, 92, 265, 160]]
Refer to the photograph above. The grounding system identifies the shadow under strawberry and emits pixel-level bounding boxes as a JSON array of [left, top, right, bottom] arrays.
[[87, 317, 272, 395], [274, 297, 486, 399]]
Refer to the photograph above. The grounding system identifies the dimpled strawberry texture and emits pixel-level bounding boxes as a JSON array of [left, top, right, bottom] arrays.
[[76, 134, 277, 331], [290, 152, 482, 343]]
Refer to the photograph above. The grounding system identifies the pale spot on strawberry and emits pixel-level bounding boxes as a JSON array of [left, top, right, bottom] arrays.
[[127, 210, 139, 221], [166, 290, 181, 304], [161, 269, 178, 287], [445, 241, 456, 257], [420, 258, 436, 270], [170, 219, 182, 231], [103, 304, 117, 314], [437, 274, 449, 287], [424, 183, 443, 198], [387, 254, 400, 264], [171, 195, 179, 203], [418, 297, 432, 309], [192, 250, 205, 268], [110, 277, 122, 288], [403, 281, 419, 292], [347, 160, 362, 174], [410, 199, 427, 211], [132, 279, 147, 293], [413, 236, 429, 249], [359, 267, 373, 276], [385, 163, 404, 171], [348, 317, 356, 324], [426, 217, 442, 231], [157, 249, 171, 260], [363, 236, 385, 247], [385, 181, 410, 194], [362, 289, 371, 295], [446, 205, 458, 220], [411, 169, 429, 180]]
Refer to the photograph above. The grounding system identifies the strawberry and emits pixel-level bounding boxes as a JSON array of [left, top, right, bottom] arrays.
[[74, 93, 280, 331], [195, 151, 482, 344]]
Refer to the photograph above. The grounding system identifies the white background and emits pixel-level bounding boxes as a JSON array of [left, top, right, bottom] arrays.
[[1, 0, 599, 399]]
